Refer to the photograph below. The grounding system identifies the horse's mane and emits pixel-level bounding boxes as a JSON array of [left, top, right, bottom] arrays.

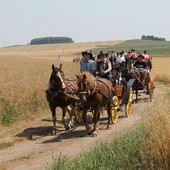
[[79, 72, 95, 90]]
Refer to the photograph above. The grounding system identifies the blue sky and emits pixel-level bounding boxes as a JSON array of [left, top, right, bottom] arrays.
[[0, 0, 170, 47]]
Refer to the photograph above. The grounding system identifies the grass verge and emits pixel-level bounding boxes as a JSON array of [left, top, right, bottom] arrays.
[[0, 94, 48, 126], [49, 85, 170, 170]]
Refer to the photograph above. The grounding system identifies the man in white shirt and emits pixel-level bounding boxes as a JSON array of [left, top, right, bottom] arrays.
[[116, 51, 126, 64]]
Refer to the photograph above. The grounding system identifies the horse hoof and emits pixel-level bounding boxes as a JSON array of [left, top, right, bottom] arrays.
[[51, 130, 57, 135], [91, 131, 98, 137], [87, 132, 92, 135], [87, 129, 93, 135], [107, 124, 112, 130], [64, 124, 70, 131], [71, 124, 75, 128]]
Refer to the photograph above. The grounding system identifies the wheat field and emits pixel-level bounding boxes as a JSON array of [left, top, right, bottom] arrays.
[[153, 56, 170, 84]]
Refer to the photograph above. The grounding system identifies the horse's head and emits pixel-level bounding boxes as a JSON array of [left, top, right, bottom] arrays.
[[49, 63, 65, 92], [76, 72, 95, 102]]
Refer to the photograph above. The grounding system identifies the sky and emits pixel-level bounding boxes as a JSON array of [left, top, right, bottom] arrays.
[[0, 0, 170, 47]]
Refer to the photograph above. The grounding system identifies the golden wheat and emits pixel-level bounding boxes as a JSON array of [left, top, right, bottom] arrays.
[[153, 56, 170, 84]]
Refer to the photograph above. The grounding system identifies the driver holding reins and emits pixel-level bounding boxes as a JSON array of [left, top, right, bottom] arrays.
[[95, 51, 112, 81], [134, 54, 149, 83]]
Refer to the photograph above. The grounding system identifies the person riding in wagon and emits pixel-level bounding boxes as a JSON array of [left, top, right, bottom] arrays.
[[134, 54, 149, 84], [80, 50, 96, 74], [95, 51, 112, 81], [142, 50, 153, 70]]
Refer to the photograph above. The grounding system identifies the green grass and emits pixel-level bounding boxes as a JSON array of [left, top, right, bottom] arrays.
[[92, 39, 170, 56], [0, 141, 14, 150], [0, 94, 48, 126], [49, 126, 147, 170], [0, 98, 23, 126], [49, 85, 170, 170], [49, 125, 168, 170]]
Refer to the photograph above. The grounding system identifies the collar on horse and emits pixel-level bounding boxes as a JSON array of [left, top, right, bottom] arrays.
[[87, 79, 98, 96]]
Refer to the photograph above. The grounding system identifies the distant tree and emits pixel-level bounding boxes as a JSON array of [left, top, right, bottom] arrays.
[[30, 37, 74, 45], [141, 35, 166, 41]]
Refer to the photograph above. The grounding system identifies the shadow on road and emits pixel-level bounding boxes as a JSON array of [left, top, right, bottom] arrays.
[[42, 129, 87, 144]]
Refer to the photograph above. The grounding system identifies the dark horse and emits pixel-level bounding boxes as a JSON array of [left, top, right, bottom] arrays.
[[46, 64, 79, 134], [76, 72, 114, 136]]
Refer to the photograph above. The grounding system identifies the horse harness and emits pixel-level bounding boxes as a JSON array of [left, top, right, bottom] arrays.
[[86, 78, 112, 101]]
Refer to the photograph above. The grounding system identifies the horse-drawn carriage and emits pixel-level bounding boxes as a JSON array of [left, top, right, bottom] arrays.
[[46, 55, 154, 136], [46, 63, 134, 136]]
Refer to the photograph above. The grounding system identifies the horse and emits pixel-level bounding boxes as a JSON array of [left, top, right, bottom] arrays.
[[76, 72, 114, 136], [144, 68, 155, 101], [46, 63, 79, 134]]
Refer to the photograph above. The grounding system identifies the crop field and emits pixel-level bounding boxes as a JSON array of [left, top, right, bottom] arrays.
[[153, 57, 170, 83], [92, 39, 170, 56]]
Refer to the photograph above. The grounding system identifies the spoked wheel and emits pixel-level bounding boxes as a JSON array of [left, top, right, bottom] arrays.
[[111, 96, 119, 124], [74, 105, 83, 123], [125, 87, 133, 117]]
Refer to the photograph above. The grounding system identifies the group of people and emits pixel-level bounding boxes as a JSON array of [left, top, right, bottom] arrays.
[[79, 49, 152, 83]]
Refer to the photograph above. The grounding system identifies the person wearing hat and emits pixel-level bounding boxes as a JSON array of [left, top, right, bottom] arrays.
[[95, 51, 112, 81], [134, 54, 147, 68], [80, 51, 96, 74], [134, 54, 149, 83]]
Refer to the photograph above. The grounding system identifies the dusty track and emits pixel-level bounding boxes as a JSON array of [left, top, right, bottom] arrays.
[[0, 83, 167, 170]]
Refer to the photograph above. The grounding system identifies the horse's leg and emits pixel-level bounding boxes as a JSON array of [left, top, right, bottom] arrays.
[[145, 77, 150, 94], [107, 101, 112, 129], [51, 106, 57, 135], [92, 109, 100, 136], [83, 108, 92, 135], [135, 81, 138, 103], [66, 105, 75, 129], [62, 107, 70, 130]]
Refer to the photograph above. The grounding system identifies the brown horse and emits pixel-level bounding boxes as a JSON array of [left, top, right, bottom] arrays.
[[145, 68, 155, 101], [76, 72, 114, 136], [46, 63, 79, 134]]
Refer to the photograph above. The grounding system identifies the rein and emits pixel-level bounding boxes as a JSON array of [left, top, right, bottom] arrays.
[[82, 78, 111, 99], [51, 76, 79, 100]]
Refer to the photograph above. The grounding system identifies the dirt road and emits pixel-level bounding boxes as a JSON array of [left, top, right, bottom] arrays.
[[0, 83, 166, 170]]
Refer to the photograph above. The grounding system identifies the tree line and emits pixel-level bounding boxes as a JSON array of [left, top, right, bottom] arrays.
[[30, 37, 74, 45], [141, 35, 166, 41]]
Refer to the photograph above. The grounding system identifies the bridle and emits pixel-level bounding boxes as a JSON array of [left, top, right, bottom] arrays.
[[78, 78, 98, 102], [49, 68, 65, 96]]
